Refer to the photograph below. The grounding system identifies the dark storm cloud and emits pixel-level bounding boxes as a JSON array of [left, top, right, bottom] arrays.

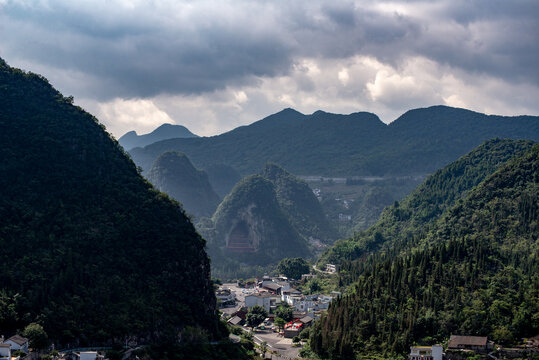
[[1, 0, 537, 100]]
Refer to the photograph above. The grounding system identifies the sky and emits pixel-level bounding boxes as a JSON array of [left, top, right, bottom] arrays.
[[1, 0, 538, 138]]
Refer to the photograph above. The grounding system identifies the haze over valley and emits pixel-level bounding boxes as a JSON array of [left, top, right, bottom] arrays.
[[1, 1, 538, 359]]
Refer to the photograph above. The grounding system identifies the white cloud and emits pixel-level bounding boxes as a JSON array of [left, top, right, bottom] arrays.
[[95, 98, 175, 136]]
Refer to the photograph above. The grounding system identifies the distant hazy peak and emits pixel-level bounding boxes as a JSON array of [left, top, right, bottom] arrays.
[[118, 123, 198, 150]]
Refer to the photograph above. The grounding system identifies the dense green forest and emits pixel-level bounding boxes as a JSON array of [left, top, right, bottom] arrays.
[[319, 139, 535, 266], [147, 151, 221, 219], [309, 142, 539, 359], [129, 106, 539, 177], [206, 174, 310, 267], [200, 163, 335, 279], [260, 163, 336, 243], [0, 59, 224, 350]]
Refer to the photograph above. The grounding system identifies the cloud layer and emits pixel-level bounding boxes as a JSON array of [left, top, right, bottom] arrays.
[[1, 0, 538, 136]]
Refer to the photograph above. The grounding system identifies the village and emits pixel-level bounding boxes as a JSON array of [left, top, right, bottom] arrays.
[[216, 270, 539, 360], [217, 272, 342, 359]]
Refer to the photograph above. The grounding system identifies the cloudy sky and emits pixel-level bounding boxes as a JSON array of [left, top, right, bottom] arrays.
[[1, 0, 538, 137]]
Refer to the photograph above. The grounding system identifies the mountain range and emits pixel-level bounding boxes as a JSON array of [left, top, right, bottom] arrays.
[[129, 106, 539, 177]]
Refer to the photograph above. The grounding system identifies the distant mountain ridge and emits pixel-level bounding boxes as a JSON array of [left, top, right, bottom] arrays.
[[119, 123, 198, 150], [129, 106, 539, 177]]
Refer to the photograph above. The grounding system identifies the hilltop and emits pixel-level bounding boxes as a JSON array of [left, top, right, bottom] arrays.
[[119, 123, 198, 150], [0, 59, 223, 349], [129, 106, 539, 177], [147, 151, 221, 219]]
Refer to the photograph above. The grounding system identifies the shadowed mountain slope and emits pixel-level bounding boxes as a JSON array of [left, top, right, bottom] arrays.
[[147, 151, 221, 219], [0, 58, 221, 348], [129, 106, 539, 177]]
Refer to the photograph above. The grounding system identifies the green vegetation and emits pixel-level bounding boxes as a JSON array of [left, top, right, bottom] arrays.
[[261, 163, 337, 243], [274, 305, 294, 322], [209, 175, 309, 266], [319, 139, 535, 266], [277, 257, 310, 280], [0, 59, 221, 349], [147, 151, 221, 219], [23, 323, 49, 351], [245, 305, 267, 330], [309, 142, 539, 359], [130, 107, 539, 177]]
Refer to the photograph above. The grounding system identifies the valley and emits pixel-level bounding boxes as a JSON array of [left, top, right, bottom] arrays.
[[1, 57, 537, 360]]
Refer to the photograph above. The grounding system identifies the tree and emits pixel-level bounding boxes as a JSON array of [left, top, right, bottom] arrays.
[[275, 305, 293, 322], [274, 317, 286, 332], [260, 341, 268, 358], [307, 278, 322, 293], [277, 257, 310, 280], [23, 323, 49, 351], [246, 305, 267, 330]]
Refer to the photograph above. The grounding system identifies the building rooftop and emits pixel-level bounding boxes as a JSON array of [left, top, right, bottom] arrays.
[[448, 335, 488, 348], [6, 335, 28, 346]]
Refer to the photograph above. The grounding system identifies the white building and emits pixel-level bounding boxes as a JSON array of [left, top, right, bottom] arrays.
[[79, 352, 99, 360], [245, 293, 277, 313], [0, 344, 11, 360], [4, 335, 28, 354], [216, 287, 236, 305], [409, 345, 443, 360]]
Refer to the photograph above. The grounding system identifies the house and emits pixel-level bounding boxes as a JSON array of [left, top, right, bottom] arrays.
[[77, 352, 104, 360], [261, 282, 282, 294], [447, 335, 489, 351], [283, 319, 304, 338], [409, 345, 443, 360], [216, 287, 236, 306], [326, 264, 338, 273], [4, 335, 28, 353], [227, 315, 244, 326], [0, 344, 11, 360], [245, 292, 278, 313], [299, 316, 314, 327]]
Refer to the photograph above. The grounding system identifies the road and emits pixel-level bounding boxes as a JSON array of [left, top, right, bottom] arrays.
[[253, 328, 300, 359], [220, 283, 302, 359]]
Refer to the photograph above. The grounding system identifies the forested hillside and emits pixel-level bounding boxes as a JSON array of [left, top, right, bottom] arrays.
[[147, 151, 221, 219], [309, 143, 539, 359], [0, 59, 222, 349], [319, 139, 535, 266], [261, 163, 336, 243], [208, 174, 310, 266], [129, 106, 539, 177]]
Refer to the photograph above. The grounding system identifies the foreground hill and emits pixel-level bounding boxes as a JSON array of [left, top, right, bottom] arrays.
[[319, 139, 536, 266], [147, 151, 221, 219], [0, 59, 222, 348], [309, 142, 539, 359], [129, 107, 539, 176], [118, 123, 198, 150]]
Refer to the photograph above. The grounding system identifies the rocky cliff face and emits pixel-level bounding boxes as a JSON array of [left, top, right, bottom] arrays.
[[210, 175, 310, 265]]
